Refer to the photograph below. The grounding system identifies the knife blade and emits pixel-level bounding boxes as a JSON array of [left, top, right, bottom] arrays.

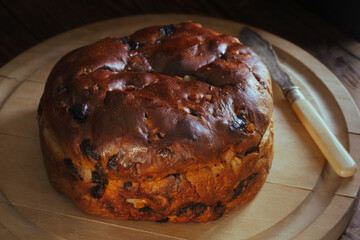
[[239, 27, 294, 93], [239, 27, 357, 178]]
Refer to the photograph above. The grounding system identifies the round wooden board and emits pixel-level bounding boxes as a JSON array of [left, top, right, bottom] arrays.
[[0, 14, 360, 240]]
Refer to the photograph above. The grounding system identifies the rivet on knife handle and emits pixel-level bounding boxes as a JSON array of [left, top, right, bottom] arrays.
[[239, 27, 357, 178]]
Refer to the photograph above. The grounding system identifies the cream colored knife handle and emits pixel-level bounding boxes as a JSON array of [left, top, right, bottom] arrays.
[[286, 87, 357, 177]]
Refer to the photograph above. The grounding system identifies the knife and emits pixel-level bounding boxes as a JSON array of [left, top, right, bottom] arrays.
[[239, 27, 356, 178]]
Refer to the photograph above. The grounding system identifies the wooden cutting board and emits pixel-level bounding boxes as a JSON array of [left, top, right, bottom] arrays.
[[0, 14, 359, 240]]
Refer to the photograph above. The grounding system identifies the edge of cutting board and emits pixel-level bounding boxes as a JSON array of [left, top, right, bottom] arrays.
[[0, 14, 359, 240]]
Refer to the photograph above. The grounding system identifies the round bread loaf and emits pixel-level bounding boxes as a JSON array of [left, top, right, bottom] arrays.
[[38, 22, 273, 222]]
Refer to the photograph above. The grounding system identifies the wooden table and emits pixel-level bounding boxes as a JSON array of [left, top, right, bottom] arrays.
[[0, 1, 359, 239]]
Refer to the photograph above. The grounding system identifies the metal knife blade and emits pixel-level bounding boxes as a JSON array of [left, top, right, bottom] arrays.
[[239, 27, 294, 94]]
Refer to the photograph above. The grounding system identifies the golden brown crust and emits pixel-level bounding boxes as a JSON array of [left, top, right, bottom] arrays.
[[38, 22, 273, 222]]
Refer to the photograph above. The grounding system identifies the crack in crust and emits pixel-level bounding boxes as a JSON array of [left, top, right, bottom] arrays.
[[39, 115, 273, 222]]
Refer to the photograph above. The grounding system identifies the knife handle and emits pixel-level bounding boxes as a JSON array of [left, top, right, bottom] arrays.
[[285, 87, 357, 177]]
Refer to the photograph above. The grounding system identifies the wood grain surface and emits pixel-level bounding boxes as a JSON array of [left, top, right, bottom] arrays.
[[0, 1, 359, 239]]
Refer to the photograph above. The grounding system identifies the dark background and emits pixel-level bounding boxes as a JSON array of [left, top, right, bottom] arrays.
[[0, 0, 359, 67], [299, 0, 359, 41], [0, 0, 359, 239]]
